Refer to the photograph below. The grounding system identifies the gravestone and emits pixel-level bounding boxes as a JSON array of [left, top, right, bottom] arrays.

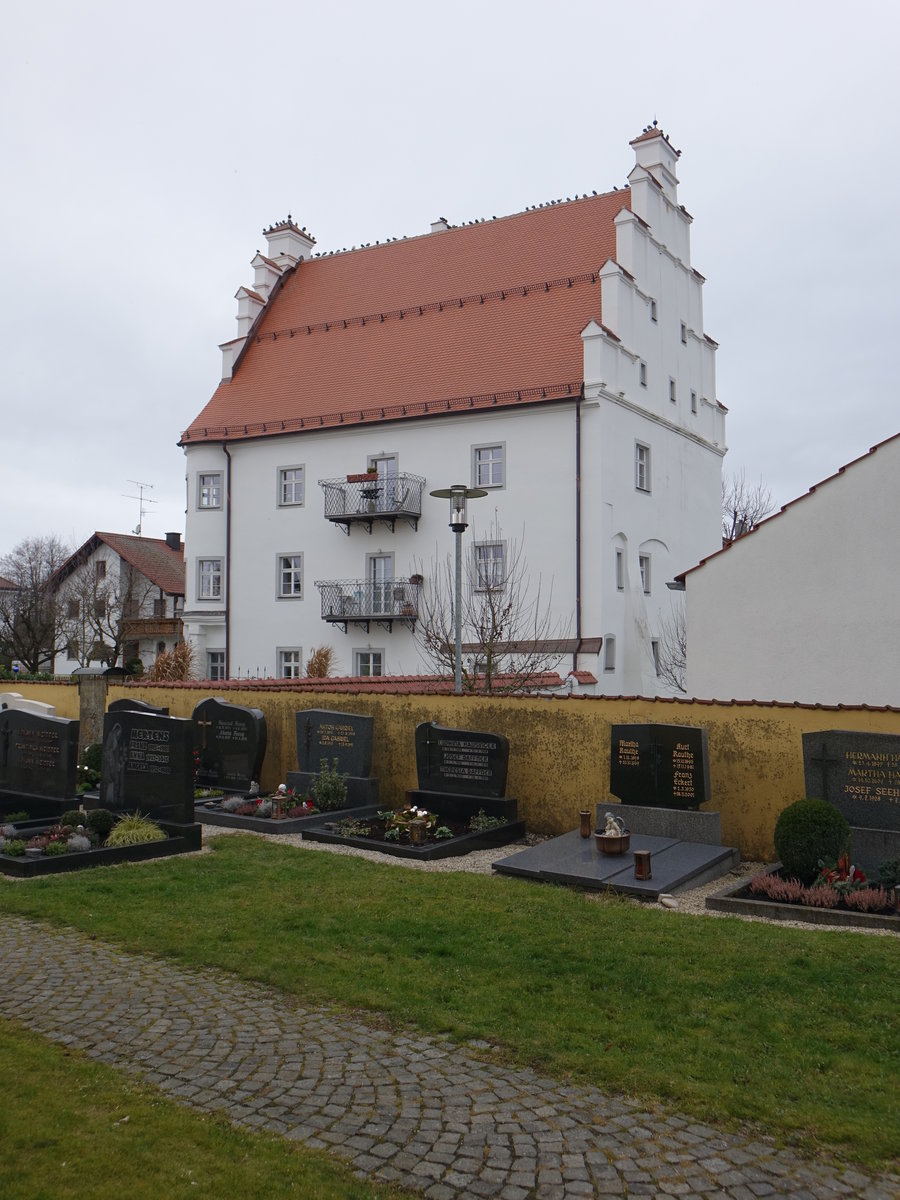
[[415, 722, 509, 797], [802, 729, 900, 871], [192, 698, 267, 792], [0, 709, 79, 815], [100, 710, 195, 824], [610, 724, 710, 811], [108, 698, 170, 716], [286, 709, 378, 807], [0, 692, 56, 718]]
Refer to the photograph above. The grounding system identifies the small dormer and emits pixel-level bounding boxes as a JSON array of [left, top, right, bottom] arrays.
[[628, 123, 681, 203], [263, 215, 316, 268]]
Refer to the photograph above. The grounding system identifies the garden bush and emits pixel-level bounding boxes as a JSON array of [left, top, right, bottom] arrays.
[[773, 797, 850, 884], [311, 758, 349, 812], [85, 809, 115, 842]]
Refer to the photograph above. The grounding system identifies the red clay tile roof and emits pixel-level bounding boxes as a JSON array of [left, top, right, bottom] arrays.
[[52, 533, 185, 597], [130, 672, 567, 694], [182, 190, 630, 445]]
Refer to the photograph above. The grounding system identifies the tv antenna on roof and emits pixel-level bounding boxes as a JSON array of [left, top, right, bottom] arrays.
[[123, 480, 157, 536]]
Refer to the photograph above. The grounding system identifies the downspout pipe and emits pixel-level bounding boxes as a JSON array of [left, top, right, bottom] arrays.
[[222, 442, 232, 679], [573, 386, 584, 672]]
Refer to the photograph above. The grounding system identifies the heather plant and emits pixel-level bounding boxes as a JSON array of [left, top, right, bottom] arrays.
[[773, 798, 850, 884], [800, 885, 841, 908], [843, 887, 893, 913]]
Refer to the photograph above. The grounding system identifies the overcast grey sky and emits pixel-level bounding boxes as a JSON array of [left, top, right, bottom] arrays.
[[2, 0, 897, 558]]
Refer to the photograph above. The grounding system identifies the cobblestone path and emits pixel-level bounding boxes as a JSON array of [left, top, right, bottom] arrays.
[[1, 916, 896, 1199]]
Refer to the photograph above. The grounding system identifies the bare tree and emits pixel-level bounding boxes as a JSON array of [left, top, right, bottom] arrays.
[[147, 641, 195, 681], [415, 524, 570, 693], [0, 536, 70, 673], [654, 595, 687, 694], [58, 560, 156, 668], [722, 470, 774, 544]]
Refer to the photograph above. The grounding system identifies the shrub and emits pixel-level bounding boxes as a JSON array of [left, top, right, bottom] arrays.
[[305, 645, 336, 678], [60, 809, 85, 828], [44, 840, 67, 856], [773, 798, 850, 885], [878, 858, 900, 890], [433, 826, 453, 840], [105, 813, 166, 848], [843, 887, 893, 913], [311, 758, 349, 812], [86, 808, 115, 842], [82, 744, 103, 775], [124, 657, 144, 677], [5, 811, 29, 823], [4, 839, 25, 856]]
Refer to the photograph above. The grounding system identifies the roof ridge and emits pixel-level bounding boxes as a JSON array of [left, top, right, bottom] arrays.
[[253, 269, 603, 345]]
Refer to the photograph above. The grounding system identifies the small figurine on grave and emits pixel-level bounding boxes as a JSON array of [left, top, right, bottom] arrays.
[[603, 811, 626, 836]]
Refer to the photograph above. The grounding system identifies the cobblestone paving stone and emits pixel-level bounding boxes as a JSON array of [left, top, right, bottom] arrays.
[[2, 915, 897, 1200]]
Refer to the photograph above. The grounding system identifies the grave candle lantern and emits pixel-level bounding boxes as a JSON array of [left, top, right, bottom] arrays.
[[634, 850, 652, 880]]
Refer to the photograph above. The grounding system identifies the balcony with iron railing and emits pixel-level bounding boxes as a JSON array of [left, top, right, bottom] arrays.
[[318, 473, 426, 534], [314, 579, 421, 633]]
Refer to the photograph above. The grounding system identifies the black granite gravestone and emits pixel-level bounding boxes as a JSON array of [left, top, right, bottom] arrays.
[[802, 729, 900, 871], [100, 711, 195, 823], [108, 698, 170, 716], [414, 723, 509, 798], [191, 698, 266, 792], [610, 724, 710, 811], [286, 709, 378, 807], [0, 709, 79, 809]]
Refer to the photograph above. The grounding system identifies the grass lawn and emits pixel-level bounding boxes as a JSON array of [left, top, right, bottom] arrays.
[[0, 836, 897, 1170], [0, 1018, 418, 1200]]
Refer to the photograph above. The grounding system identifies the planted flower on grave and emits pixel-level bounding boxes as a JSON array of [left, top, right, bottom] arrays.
[[815, 853, 868, 895], [383, 806, 437, 834]]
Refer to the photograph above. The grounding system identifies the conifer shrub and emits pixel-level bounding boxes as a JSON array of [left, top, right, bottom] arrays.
[[773, 798, 850, 885], [85, 808, 116, 843]]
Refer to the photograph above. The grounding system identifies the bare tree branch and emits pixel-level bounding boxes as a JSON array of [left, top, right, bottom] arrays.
[[722, 470, 774, 544], [655, 595, 687, 694], [414, 523, 571, 693], [0, 536, 70, 672]]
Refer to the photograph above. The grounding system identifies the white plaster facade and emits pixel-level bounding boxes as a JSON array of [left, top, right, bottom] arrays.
[[182, 128, 726, 691], [683, 435, 900, 706]]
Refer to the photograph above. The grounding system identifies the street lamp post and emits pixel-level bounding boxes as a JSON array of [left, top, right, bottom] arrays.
[[429, 483, 487, 694]]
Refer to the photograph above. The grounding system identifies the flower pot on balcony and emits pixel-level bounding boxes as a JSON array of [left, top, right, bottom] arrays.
[[346, 472, 374, 483]]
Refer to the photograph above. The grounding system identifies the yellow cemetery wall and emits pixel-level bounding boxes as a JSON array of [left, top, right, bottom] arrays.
[[14, 682, 900, 860]]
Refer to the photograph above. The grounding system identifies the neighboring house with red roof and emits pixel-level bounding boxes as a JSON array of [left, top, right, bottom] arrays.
[[49, 532, 185, 673], [680, 434, 900, 706], [181, 126, 726, 689]]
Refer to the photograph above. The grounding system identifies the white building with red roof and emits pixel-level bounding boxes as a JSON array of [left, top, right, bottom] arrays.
[[50, 532, 185, 673], [181, 126, 726, 689], [681, 435, 900, 706]]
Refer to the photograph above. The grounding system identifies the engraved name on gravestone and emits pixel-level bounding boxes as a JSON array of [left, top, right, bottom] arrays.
[[100, 711, 194, 823], [610, 724, 710, 811], [296, 710, 373, 778], [802, 730, 900, 833], [414, 722, 509, 798], [192, 698, 267, 792], [0, 709, 79, 800]]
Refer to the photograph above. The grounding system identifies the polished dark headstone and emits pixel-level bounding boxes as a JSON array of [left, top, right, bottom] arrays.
[[610, 724, 710, 811], [295, 710, 373, 777], [100, 711, 194, 823], [803, 729, 900, 833], [414, 722, 509, 798], [108, 698, 170, 716], [0, 709, 79, 802], [192, 698, 267, 792]]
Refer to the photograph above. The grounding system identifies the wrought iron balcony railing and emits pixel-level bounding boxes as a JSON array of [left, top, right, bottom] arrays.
[[314, 579, 420, 633], [318, 473, 425, 534]]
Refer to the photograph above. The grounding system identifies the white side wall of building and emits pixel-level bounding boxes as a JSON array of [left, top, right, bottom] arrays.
[[685, 437, 900, 706]]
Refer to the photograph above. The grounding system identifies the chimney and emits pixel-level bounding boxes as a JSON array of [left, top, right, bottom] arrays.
[[165, 532, 183, 552], [430, 217, 450, 233], [263, 215, 316, 267]]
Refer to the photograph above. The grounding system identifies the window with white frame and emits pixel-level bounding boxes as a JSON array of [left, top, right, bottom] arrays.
[[604, 637, 616, 672], [278, 648, 303, 678], [198, 472, 222, 509], [198, 558, 222, 599], [635, 443, 651, 493], [639, 553, 651, 594], [355, 649, 383, 677], [474, 542, 504, 589], [207, 650, 225, 681], [615, 549, 624, 591], [277, 554, 303, 598], [278, 466, 305, 506], [473, 444, 505, 488]]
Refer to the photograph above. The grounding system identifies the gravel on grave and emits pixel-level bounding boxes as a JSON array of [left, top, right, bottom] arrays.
[[200, 826, 898, 937]]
